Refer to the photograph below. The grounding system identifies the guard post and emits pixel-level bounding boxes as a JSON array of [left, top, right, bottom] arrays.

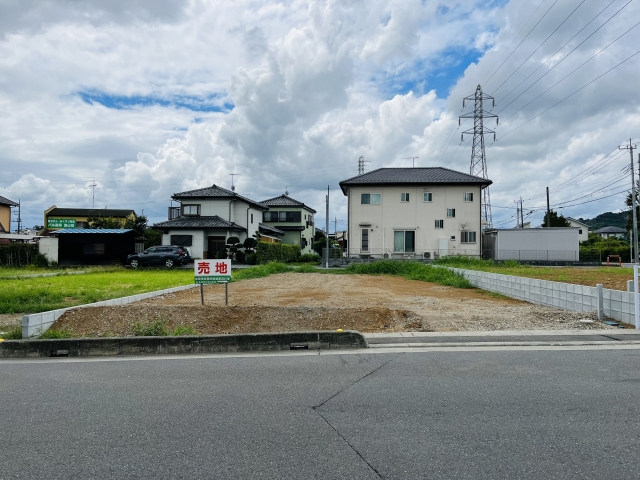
[[194, 259, 232, 305]]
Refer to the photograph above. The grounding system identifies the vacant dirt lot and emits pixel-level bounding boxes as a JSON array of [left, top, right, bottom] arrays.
[[48, 273, 614, 337]]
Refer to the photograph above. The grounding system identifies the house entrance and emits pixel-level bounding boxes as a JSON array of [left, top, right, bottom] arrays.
[[207, 236, 226, 259]]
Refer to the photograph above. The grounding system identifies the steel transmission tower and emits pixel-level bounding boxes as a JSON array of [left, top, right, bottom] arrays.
[[459, 84, 498, 229]]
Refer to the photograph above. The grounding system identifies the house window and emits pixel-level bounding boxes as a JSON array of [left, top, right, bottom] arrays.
[[578, 229, 583, 234], [361, 228, 369, 252], [361, 193, 381, 205], [434, 219, 444, 229], [182, 204, 200, 216], [279, 211, 301, 222], [424, 192, 433, 202], [171, 235, 193, 246], [264, 211, 278, 222], [464, 192, 474, 202], [461, 231, 477, 243], [401, 192, 410, 202], [394, 230, 415, 253], [447, 208, 456, 218], [251, 213, 254, 223]]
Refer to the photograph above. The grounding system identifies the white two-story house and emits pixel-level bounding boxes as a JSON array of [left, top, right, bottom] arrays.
[[259, 194, 316, 255], [154, 184, 269, 259], [339, 167, 492, 259]]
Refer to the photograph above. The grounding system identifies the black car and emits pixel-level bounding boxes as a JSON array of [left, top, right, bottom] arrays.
[[126, 245, 191, 268]]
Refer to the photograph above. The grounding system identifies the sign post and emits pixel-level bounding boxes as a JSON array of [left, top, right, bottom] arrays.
[[194, 259, 232, 305]]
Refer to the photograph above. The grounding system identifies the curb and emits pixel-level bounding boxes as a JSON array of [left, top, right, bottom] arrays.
[[0, 331, 367, 358]]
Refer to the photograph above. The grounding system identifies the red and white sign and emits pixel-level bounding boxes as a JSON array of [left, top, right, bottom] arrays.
[[194, 259, 231, 284]]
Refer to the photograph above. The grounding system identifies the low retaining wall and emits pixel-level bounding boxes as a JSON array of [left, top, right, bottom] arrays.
[[22, 284, 199, 338], [0, 331, 366, 358], [452, 268, 637, 327]]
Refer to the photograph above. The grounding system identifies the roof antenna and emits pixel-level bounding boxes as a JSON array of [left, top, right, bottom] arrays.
[[230, 173, 238, 191], [403, 156, 419, 167], [285, 186, 289, 196]]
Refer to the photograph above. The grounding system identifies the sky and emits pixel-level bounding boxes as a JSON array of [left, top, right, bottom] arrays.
[[1, 0, 640, 233]]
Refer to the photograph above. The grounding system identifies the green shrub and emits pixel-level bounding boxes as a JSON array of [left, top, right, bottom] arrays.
[[256, 242, 301, 264], [131, 319, 169, 336], [245, 252, 257, 265], [235, 250, 246, 264], [299, 253, 321, 263]]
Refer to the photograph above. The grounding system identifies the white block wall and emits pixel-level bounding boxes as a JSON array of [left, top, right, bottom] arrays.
[[451, 268, 637, 327]]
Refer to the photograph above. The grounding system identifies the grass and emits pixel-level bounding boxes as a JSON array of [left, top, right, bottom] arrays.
[[131, 319, 198, 336], [345, 260, 473, 288], [434, 256, 633, 287], [3, 259, 628, 319], [0, 266, 193, 314]]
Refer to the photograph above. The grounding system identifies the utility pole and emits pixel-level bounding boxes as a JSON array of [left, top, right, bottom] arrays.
[[546, 187, 551, 227], [620, 139, 638, 263], [325, 185, 330, 269], [459, 84, 498, 229], [520, 197, 524, 228]]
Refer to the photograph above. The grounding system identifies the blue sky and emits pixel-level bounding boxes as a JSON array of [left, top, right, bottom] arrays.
[[1, 0, 639, 232]]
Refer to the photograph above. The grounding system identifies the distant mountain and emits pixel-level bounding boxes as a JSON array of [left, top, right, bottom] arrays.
[[577, 211, 628, 231]]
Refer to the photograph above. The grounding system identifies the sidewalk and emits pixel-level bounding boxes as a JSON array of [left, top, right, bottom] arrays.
[[364, 329, 640, 348]]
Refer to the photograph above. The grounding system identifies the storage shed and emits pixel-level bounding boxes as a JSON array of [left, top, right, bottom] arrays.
[[483, 228, 580, 262], [41, 229, 137, 266]]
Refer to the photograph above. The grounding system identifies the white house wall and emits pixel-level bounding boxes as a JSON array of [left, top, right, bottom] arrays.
[[491, 228, 579, 261], [347, 184, 482, 258]]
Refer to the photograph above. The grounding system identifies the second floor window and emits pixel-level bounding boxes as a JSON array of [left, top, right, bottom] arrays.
[[447, 208, 456, 218], [464, 192, 474, 202], [424, 192, 433, 202], [182, 204, 200, 216], [361, 193, 382, 205], [401, 192, 410, 202], [434, 219, 444, 228]]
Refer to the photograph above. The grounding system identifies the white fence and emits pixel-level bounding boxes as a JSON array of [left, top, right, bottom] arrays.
[[451, 267, 636, 327]]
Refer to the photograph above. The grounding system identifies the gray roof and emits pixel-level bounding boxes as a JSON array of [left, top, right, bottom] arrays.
[[172, 184, 267, 211], [47, 207, 135, 217], [258, 223, 285, 236], [0, 195, 18, 207], [339, 167, 492, 194], [260, 194, 317, 213], [153, 215, 246, 232], [594, 226, 626, 234]]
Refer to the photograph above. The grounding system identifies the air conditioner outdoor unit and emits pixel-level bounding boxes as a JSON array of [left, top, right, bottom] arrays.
[[423, 251, 431, 259]]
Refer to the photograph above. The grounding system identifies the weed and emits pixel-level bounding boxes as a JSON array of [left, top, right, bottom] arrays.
[[346, 261, 473, 288], [232, 262, 293, 281], [0, 325, 22, 339], [39, 327, 74, 339], [172, 325, 197, 336], [131, 319, 170, 336]]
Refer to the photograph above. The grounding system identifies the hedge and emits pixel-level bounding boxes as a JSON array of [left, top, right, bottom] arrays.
[[0, 244, 43, 266], [256, 242, 301, 264]]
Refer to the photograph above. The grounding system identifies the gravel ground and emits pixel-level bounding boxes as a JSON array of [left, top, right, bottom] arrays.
[[45, 272, 615, 337]]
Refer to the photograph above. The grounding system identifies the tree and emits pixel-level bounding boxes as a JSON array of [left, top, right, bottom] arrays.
[[541, 210, 570, 227], [625, 181, 640, 233]]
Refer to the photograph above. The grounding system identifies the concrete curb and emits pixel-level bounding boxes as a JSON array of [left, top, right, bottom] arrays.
[[0, 330, 367, 358]]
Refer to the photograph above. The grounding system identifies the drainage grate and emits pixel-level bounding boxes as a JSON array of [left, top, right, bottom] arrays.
[[290, 343, 309, 350]]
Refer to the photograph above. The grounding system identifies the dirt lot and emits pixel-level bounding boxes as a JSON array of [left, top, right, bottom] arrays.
[[46, 272, 615, 337]]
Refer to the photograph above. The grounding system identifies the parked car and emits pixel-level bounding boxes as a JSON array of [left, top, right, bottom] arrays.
[[126, 245, 191, 268]]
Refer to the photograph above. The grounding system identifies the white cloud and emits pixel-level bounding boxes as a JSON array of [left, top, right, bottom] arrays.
[[1, 0, 639, 232]]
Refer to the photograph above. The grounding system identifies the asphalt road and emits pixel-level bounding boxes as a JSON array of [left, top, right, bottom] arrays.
[[2, 347, 639, 479]]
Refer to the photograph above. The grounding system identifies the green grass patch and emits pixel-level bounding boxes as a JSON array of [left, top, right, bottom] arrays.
[[0, 267, 193, 314], [346, 260, 473, 288], [131, 319, 198, 336], [0, 325, 22, 340], [231, 262, 294, 281], [39, 327, 74, 339]]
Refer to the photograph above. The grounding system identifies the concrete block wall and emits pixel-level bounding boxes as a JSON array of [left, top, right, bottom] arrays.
[[451, 268, 637, 327], [22, 284, 198, 338]]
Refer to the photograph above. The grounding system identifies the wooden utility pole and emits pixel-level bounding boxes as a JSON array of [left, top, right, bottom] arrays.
[[546, 187, 550, 227]]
